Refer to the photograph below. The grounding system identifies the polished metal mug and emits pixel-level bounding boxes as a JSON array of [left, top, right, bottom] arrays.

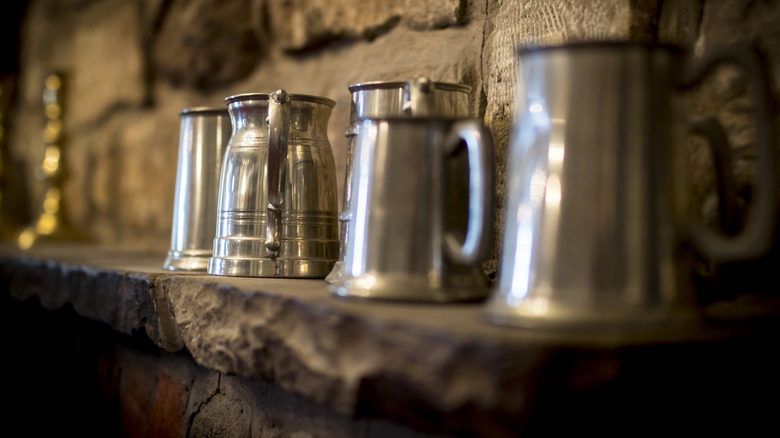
[[164, 107, 231, 271], [329, 117, 495, 302], [325, 77, 472, 285], [208, 90, 339, 278], [484, 42, 776, 329]]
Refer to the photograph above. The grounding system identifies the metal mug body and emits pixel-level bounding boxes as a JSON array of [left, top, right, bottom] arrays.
[[485, 42, 777, 329], [207, 92, 339, 278], [326, 79, 472, 285], [329, 117, 494, 302], [164, 107, 231, 271]]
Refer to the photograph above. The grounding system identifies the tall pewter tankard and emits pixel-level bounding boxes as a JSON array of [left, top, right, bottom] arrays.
[[164, 107, 231, 271], [485, 42, 777, 329], [329, 117, 495, 302], [208, 90, 339, 278], [325, 77, 472, 285]]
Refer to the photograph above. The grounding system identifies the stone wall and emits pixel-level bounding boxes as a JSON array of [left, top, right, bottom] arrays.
[[2, 0, 779, 276]]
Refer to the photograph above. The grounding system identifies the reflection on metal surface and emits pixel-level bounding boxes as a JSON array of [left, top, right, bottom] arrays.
[[325, 77, 472, 285], [329, 117, 494, 302], [485, 42, 778, 330], [16, 72, 88, 249], [207, 90, 339, 278], [163, 107, 231, 271]]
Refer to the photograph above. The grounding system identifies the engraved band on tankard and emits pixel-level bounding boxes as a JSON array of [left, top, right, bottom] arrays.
[[164, 107, 231, 271], [208, 90, 339, 278], [325, 77, 472, 286]]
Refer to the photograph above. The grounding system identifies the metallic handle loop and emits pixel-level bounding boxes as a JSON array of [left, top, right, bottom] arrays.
[[681, 45, 777, 263], [442, 120, 495, 265], [265, 89, 292, 258]]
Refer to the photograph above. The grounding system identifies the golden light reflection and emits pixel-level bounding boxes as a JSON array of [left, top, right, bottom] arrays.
[[42, 146, 61, 174], [17, 227, 36, 250], [36, 213, 57, 234], [545, 174, 562, 207], [16, 72, 89, 250], [45, 74, 61, 90], [43, 120, 62, 143], [531, 298, 549, 316], [355, 274, 377, 290], [43, 188, 61, 213], [46, 103, 61, 119]]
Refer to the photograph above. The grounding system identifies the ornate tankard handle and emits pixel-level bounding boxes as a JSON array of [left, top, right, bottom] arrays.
[[265, 89, 292, 259]]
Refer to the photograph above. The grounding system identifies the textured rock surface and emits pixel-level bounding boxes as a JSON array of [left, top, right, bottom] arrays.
[[153, 0, 261, 91], [263, 0, 462, 51], [4, 244, 780, 436]]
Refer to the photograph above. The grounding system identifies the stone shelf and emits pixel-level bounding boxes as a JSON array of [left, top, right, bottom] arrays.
[[3, 242, 780, 436]]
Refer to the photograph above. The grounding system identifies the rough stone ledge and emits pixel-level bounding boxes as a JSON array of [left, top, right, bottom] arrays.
[[3, 242, 780, 435]]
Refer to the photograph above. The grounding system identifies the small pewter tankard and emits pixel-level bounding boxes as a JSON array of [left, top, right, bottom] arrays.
[[164, 107, 231, 271], [484, 41, 777, 329], [329, 116, 495, 302], [325, 77, 472, 285], [208, 90, 339, 278]]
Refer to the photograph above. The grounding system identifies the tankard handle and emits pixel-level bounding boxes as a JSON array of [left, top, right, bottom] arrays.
[[681, 45, 777, 263], [442, 120, 495, 265], [689, 118, 740, 236], [265, 89, 292, 258], [403, 77, 435, 116]]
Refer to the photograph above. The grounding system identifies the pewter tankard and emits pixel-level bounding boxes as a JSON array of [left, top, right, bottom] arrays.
[[485, 42, 777, 329], [329, 117, 495, 302], [325, 78, 472, 285], [164, 107, 231, 271], [208, 90, 339, 278]]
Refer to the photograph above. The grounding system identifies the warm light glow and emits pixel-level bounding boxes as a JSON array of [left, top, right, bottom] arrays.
[[42, 146, 61, 174], [43, 188, 61, 213], [45, 75, 61, 90], [46, 103, 61, 119], [355, 275, 376, 290], [548, 143, 565, 165], [531, 298, 549, 316], [36, 213, 57, 234], [43, 120, 62, 143], [545, 174, 562, 206], [17, 227, 36, 250]]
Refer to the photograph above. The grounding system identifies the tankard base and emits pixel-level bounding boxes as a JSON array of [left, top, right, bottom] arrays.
[[163, 250, 212, 271], [207, 257, 335, 278], [328, 273, 489, 303], [324, 261, 345, 284], [482, 297, 701, 331]]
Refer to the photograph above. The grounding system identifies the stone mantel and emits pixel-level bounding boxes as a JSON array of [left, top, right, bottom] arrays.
[[3, 242, 780, 436]]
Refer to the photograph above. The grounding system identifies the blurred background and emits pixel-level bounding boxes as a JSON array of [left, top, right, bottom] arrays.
[[0, 0, 778, 280]]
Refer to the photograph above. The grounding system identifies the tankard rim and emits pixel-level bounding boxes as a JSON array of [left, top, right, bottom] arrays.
[[356, 115, 482, 124], [348, 80, 471, 93], [225, 92, 336, 107], [179, 106, 230, 117]]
